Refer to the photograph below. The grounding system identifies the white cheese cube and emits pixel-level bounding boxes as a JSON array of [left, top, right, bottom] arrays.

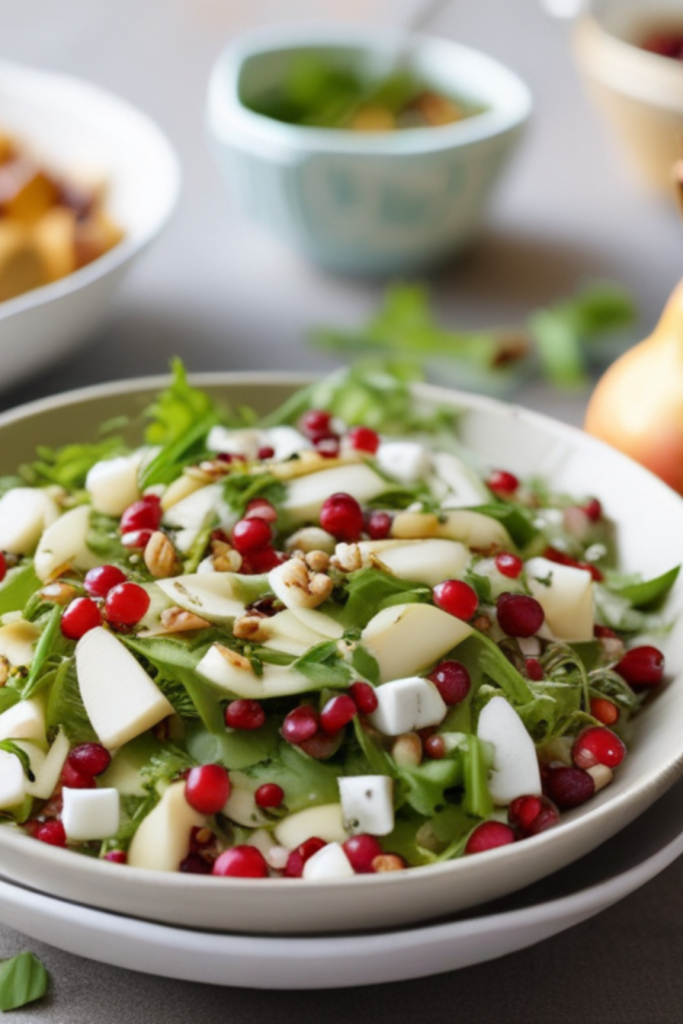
[[34, 505, 100, 582], [477, 696, 541, 806], [369, 676, 447, 736], [85, 453, 143, 516], [525, 556, 594, 642], [0, 488, 58, 554], [376, 442, 431, 485], [0, 750, 26, 809], [266, 426, 312, 461], [0, 698, 45, 744], [338, 775, 394, 836], [62, 786, 120, 841], [303, 842, 355, 881], [273, 804, 347, 850], [206, 427, 264, 460]]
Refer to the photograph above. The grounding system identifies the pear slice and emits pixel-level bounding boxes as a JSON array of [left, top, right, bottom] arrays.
[[362, 603, 473, 683], [196, 645, 319, 700], [477, 696, 541, 806], [222, 770, 270, 828], [261, 609, 331, 657], [162, 482, 233, 531], [525, 556, 594, 642], [360, 539, 470, 588], [274, 803, 347, 850], [127, 781, 206, 872], [430, 452, 490, 508], [25, 729, 69, 799], [155, 573, 245, 624], [0, 488, 59, 554], [435, 510, 512, 549], [268, 563, 344, 639], [34, 504, 100, 581], [85, 452, 143, 516], [0, 620, 40, 667], [0, 698, 45, 745], [76, 628, 174, 749], [0, 750, 26, 810], [281, 463, 385, 525]]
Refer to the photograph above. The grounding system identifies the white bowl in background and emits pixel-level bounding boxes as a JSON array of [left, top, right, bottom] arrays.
[[0, 373, 679, 935], [0, 61, 181, 389]]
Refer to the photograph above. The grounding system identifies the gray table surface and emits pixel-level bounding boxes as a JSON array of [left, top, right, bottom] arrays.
[[1, 0, 683, 1019]]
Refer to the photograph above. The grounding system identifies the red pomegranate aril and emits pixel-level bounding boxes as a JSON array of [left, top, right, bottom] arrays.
[[495, 552, 523, 579], [365, 510, 392, 540], [33, 821, 66, 847], [120, 497, 162, 534], [180, 852, 212, 874], [349, 681, 379, 714], [487, 469, 519, 495], [427, 660, 471, 705], [319, 492, 364, 542], [343, 834, 383, 873], [300, 409, 332, 440], [105, 582, 150, 627], [240, 547, 284, 574], [84, 564, 127, 598], [0, 552, 6, 584], [508, 794, 559, 837], [496, 592, 544, 638], [315, 436, 340, 459], [257, 446, 275, 460], [232, 517, 272, 555], [616, 645, 665, 687], [424, 735, 446, 759], [105, 850, 127, 864], [61, 597, 102, 640], [122, 528, 153, 549], [582, 497, 602, 522], [298, 730, 344, 760], [543, 546, 604, 582], [544, 765, 595, 809], [225, 699, 265, 731], [212, 845, 269, 878], [465, 820, 516, 854], [67, 742, 111, 777], [594, 625, 618, 639], [282, 705, 319, 745], [526, 658, 544, 681], [255, 783, 284, 809], [61, 761, 95, 789], [433, 580, 478, 621], [244, 498, 277, 523], [185, 765, 231, 815], [572, 726, 626, 770], [284, 837, 328, 878], [347, 426, 380, 455], [590, 697, 619, 726], [320, 694, 357, 735]]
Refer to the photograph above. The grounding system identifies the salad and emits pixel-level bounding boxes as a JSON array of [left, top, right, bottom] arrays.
[[0, 363, 673, 881]]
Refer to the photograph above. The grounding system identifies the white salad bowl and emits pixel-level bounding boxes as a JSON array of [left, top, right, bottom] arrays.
[[0, 372, 680, 936], [0, 61, 180, 390]]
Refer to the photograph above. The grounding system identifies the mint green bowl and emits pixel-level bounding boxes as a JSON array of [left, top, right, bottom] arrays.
[[206, 25, 532, 274]]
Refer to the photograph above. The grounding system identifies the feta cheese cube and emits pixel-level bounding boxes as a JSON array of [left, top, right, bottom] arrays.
[[376, 442, 431, 485], [368, 676, 447, 736], [338, 775, 394, 836], [206, 427, 264, 461], [303, 842, 355, 881], [62, 787, 120, 841]]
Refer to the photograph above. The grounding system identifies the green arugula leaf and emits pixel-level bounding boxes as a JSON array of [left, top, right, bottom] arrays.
[[0, 564, 41, 617], [0, 951, 48, 1012], [20, 437, 127, 490], [397, 756, 463, 817], [0, 741, 35, 782], [185, 718, 280, 771], [243, 741, 342, 812], [144, 358, 219, 447], [22, 605, 63, 700], [455, 633, 535, 706], [341, 565, 431, 629], [606, 565, 680, 610], [45, 658, 98, 745], [222, 473, 286, 517], [461, 734, 493, 819], [291, 640, 351, 689], [351, 645, 380, 686], [468, 504, 539, 549]]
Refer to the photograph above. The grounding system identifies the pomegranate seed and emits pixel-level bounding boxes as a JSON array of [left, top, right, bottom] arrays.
[[572, 727, 626, 769], [315, 436, 340, 458], [590, 697, 619, 725], [105, 850, 127, 864], [526, 658, 544, 681], [216, 452, 245, 464], [212, 845, 269, 878], [257, 446, 275, 460], [0, 552, 7, 583], [67, 743, 111, 777], [365, 510, 392, 540], [232, 517, 272, 554], [508, 794, 559, 837], [298, 730, 344, 759], [185, 765, 231, 815], [240, 548, 284, 574], [320, 694, 357, 735], [616, 646, 665, 687], [349, 681, 379, 714], [255, 783, 284, 809], [424, 735, 446, 759], [105, 582, 150, 627], [427, 660, 471, 705], [582, 498, 602, 522], [84, 564, 127, 597], [282, 705, 319, 744], [496, 592, 544, 637], [61, 597, 102, 640], [495, 552, 523, 579], [594, 625, 618, 639], [343, 834, 383, 873], [319, 493, 364, 543], [300, 409, 333, 440], [433, 580, 478, 621], [225, 699, 265, 731], [180, 852, 212, 874], [372, 853, 407, 872], [543, 546, 604, 582], [487, 469, 519, 495], [61, 761, 95, 788], [122, 528, 153, 549], [33, 821, 66, 847], [284, 837, 327, 877], [347, 426, 380, 455], [465, 820, 516, 854], [244, 499, 277, 523], [120, 497, 162, 533], [544, 765, 595, 808]]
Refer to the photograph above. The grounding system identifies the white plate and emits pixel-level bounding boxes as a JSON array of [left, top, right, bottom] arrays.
[[0, 773, 681, 990]]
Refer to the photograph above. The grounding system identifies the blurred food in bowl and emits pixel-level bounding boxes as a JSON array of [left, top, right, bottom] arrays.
[[573, 0, 683, 195], [0, 127, 124, 304]]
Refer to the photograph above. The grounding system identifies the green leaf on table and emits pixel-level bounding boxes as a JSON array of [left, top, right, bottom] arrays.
[[0, 951, 48, 1012]]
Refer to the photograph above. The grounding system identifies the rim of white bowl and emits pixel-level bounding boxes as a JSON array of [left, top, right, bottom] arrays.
[[0, 60, 181, 323], [0, 370, 680, 916], [206, 23, 533, 157]]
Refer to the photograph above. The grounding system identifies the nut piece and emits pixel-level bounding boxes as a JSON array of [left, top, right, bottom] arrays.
[[278, 558, 333, 609], [391, 732, 423, 767], [305, 550, 330, 573], [40, 582, 79, 606], [215, 643, 254, 673], [0, 656, 9, 686], [330, 543, 365, 574], [161, 474, 206, 511], [233, 614, 271, 643], [586, 763, 614, 793], [211, 538, 243, 573], [160, 607, 212, 633], [144, 531, 178, 578], [371, 854, 406, 873]]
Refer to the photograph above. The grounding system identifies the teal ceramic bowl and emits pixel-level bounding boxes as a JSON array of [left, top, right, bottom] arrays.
[[206, 25, 532, 275]]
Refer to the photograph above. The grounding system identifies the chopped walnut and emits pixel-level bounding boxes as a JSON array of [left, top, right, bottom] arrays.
[[233, 615, 271, 643], [144, 531, 178, 578], [159, 607, 212, 633], [40, 582, 79, 606], [304, 549, 330, 573], [215, 643, 254, 673], [211, 538, 243, 573], [0, 657, 9, 686], [330, 543, 364, 574], [277, 558, 333, 608]]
